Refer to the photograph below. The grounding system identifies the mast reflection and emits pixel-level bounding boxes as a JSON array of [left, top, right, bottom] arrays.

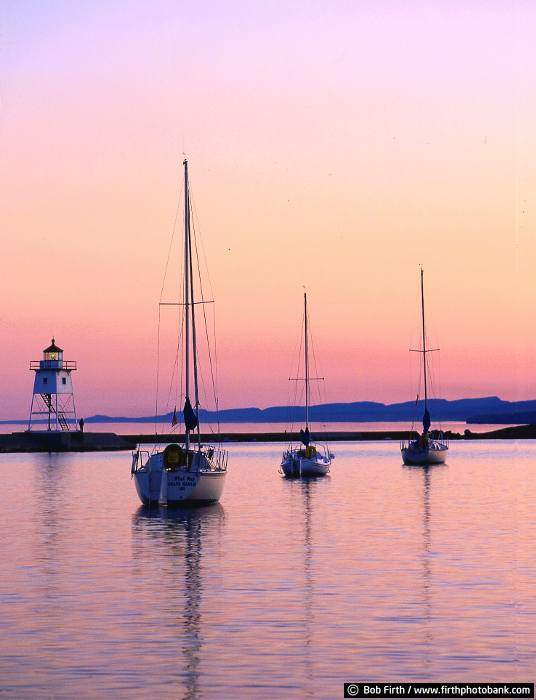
[[403, 463, 445, 669], [285, 476, 331, 699], [132, 504, 225, 700], [301, 479, 314, 700]]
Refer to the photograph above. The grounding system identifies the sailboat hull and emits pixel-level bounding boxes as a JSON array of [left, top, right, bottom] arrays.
[[134, 471, 227, 506], [132, 448, 227, 506], [281, 446, 331, 477], [401, 441, 448, 466], [134, 470, 226, 506]]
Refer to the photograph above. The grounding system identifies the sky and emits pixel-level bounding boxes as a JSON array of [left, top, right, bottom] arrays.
[[0, 0, 535, 420]]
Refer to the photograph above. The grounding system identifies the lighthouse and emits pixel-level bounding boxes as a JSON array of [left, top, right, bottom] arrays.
[[28, 339, 78, 431]]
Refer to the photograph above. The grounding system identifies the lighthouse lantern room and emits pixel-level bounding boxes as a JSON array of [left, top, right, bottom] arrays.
[[28, 339, 78, 431]]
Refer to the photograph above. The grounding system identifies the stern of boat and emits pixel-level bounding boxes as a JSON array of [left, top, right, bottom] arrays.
[[401, 437, 448, 466], [131, 449, 164, 506]]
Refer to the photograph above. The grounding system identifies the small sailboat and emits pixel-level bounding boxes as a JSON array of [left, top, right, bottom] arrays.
[[401, 269, 448, 466], [131, 160, 227, 505], [281, 293, 332, 477]]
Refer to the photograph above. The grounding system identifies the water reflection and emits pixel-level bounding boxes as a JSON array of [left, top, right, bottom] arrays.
[[402, 463, 445, 670], [0, 445, 533, 695], [300, 480, 314, 700], [131, 504, 225, 700], [283, 477, 331, 699], [33, 452, 70, 522], [24, 454, 76, 688], [32, 453, 72, 574]]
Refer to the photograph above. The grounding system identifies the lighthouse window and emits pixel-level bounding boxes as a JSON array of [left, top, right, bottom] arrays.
[[43, 378, 48, 385], [62, 378, 67, 385]]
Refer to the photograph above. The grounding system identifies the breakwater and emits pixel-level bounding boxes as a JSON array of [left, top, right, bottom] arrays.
[[0, 424, 534, 453], [0, 432, 135, 453], [124, 431, 415, 444], [122, 423, 536, 444]]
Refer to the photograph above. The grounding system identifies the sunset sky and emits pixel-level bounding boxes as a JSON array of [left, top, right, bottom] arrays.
[[1, 0, 535, 420]]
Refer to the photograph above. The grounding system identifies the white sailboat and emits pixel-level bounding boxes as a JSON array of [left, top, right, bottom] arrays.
[[281, 293, 332, 477], [401, 269, 448, 466], [131, 160, 227, 506]]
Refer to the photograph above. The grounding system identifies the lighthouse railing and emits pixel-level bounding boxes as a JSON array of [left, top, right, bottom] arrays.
[[30, 360, 77, 371]]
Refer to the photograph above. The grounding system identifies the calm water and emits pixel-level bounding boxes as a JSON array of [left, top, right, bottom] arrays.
[[1, 440, 534, 699]]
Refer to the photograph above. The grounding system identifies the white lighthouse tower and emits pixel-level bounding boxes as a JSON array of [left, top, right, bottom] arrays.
[[28, 339, 78, 431]]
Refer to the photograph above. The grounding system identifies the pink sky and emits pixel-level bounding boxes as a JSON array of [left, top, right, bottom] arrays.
[[0, 0, 535, 420]]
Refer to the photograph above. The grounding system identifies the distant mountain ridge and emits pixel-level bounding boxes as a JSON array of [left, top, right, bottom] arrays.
[[78, 396, 536, 425]]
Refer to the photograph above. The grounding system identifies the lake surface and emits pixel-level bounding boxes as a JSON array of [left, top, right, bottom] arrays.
[[1, 440, 534, 698]]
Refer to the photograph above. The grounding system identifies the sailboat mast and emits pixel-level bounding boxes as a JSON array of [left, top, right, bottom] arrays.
[[188, 224, 202, 450], [304, 292, 309, 430], [420, 268, 428, 415], [184, 159, 191, 450]]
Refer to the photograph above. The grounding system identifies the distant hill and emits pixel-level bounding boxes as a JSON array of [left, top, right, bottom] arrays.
[[76, 396, 536, 425], [466, 402, 536, 424]]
